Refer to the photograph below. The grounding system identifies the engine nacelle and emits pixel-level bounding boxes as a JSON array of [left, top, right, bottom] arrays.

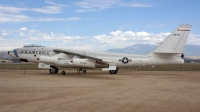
[[39, 56, 58, 64], [39, 57, 109, 69], [55, 60, 74, 67], [73, 59, 96, 68]]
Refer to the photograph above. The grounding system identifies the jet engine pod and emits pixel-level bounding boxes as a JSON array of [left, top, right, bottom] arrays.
[[55, 60, 74, 67], [39, 56, 58, 64], [72, 58, 96, 68]]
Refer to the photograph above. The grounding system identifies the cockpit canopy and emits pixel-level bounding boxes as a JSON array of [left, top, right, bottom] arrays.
[[23, 44, 45, 47]]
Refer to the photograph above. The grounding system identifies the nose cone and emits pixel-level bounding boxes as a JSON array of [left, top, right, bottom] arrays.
[[8, 49, 18, 59], [8, 50, 14, 57]]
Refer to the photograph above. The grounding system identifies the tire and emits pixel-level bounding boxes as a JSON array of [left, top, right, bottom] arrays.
[[61, 71, 66, 75], [109, 70, 118, 74], [83, 70, 86, 73], [55, 67, 59, 73], [49, 66, 58, 74]]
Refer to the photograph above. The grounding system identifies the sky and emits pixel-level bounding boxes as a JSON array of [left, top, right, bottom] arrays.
[[0, 0, 200, 51]]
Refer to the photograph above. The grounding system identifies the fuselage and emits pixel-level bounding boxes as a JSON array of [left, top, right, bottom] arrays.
[[8, 46, 184, 69]]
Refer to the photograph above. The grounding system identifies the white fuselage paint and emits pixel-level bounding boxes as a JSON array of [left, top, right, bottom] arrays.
[[9, 46, 183, 69]]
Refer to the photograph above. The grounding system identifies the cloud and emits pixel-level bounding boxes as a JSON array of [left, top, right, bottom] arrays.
[[73, 0, 156, 12], [25, 30, 81, 41], [45, 0, 67, 7], [0, 5, 28, 14], [0, 37, 26, 50], [30, 0, 68, 14], [120, 2, 153, 7], [19, 32, 25, 36], [0, 12, 30, 23], [0, 0, 67, 15], [0, 12, 81, 23], [34, 17, 82, 21], [67, 45, 94, 50], [0, 1, 73, 23], [0, 37, 4, 40], [31, 6, 63, 14], [1, 30, 11, 36], [147, 23, 165, 28], [31, 0, 67, 14], [94, 30, 171, 48], [2, 32, 8, 36], [74, 0, 121, 12], [20, 27, 28, 31], [136, 31, 150, 37], [187, 33, 200, 45], [19, 27, 27, 36], [1, 28, 200, 51]]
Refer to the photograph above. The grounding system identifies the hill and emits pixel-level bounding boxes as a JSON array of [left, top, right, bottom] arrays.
[[106, 44, 200, 57]]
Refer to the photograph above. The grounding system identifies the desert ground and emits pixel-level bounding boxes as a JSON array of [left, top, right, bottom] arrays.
[[0, 70, 200, 112]]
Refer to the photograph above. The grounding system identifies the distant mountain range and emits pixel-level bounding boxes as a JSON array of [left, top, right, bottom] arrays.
[[0, 51, 13, 59], [106, 44, 200, 57], [1, 44, 200, 60]]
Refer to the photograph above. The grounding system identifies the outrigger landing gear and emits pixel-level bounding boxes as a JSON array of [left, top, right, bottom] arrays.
[[109, 68, 119, 74], [77, 68, 87, 73], [61, 70, 66, 75], [49, 66, 59, 74], [109, 70, 118, 74]]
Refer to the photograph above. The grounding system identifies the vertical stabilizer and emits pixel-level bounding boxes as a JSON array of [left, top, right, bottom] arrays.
[[153, 24, 192, 53]]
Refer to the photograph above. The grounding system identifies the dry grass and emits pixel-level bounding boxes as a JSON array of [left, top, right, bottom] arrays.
[[0, 63, 39, 70], [127, 63, 200, 71], [0, 63, 200, 71]]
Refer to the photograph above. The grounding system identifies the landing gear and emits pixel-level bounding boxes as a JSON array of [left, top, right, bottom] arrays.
[[83, 69, 86, 73], [109, 68, 119, 74], [49, 67, 87, 75], [61, 71, 66, 75], [109, 70, 118, 74], [49, 66, 59, 74], [77, 68, 82, 73], [77, 68, 86, 73]]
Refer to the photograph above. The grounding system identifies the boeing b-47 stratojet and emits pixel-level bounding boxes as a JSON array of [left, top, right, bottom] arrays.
[[8, 24, 192, 75]]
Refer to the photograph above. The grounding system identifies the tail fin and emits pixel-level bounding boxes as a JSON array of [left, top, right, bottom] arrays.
[[153, 24, 192, 54]]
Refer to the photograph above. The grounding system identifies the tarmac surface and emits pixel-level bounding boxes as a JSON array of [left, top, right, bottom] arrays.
[[0, 70, 200, 112]]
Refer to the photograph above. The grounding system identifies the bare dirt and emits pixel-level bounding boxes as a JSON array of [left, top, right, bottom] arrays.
[[0, 70, 200, 112]]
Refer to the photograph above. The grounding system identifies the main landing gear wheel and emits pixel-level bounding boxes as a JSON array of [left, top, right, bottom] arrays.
[[61, 71, 66, 75], [77, 68, 82, 73], [49, 66, 59, 74], [109, 70, 118, 74]]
